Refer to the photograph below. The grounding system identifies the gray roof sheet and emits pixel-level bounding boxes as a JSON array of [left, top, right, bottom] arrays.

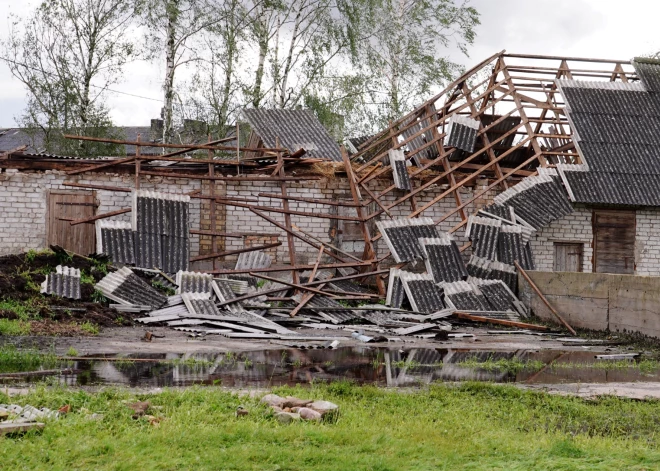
[[242, 109, 342, 161], [558, 78, 660, 205]]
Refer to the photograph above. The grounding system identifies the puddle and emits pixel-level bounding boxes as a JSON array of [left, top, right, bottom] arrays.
[[1, 348, 658, 388]]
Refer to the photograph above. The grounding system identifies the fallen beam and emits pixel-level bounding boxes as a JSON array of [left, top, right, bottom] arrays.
[[514, 261, 577, 336], [190, 242, 282, 262], [69, 208, 131, 226], [453, 312, 549, 331]]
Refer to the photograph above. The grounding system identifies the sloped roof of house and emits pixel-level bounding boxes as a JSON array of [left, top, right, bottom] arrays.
[[557, 58, 660, 206], [242, 109, 342, 161]]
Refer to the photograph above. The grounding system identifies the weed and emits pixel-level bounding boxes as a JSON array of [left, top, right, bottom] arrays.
[[243, 357, 253, 368], [256, 279, 267, 288], [391, 359, 422, 370], [91, 289, 107, 303], [79, 321, 99, 336], [0, 345, 60, 373], [152, 281, 176, 296], [23, 248, 53, 263], [80, 272, 95, 285], [66, 347, 79, 357], [0, 298, 45, 320], [0, 319, 31, 336]]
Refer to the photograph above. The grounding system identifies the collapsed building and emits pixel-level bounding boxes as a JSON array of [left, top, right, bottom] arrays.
[[1, 52, 659, 335]]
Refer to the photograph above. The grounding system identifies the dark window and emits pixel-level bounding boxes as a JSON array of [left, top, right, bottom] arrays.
[[553, 242, 583, 272], [593, 210, 636, 274]]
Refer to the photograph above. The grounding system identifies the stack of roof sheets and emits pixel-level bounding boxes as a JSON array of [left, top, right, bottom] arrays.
[[445, 115, 479, 152], [497, 225, 534, 269], [399, 272, 445, 313], [466, 216, 500, 259], [175, 270, 213, 294], [389, 149, 412, 191], [96, 220, 135, 264], [419, 235, 468, 283], [96, 267, 167, 308], [301, 296, 362, 324], [442, 281, 491, 311], [181, 292, 222, 316], [212, 279, 245, 314], [466, 255, 492, 279], [132, 190, 190, 273], [376, 217, 440, 263], [468, 278, 519, 313], [40, 265, 81, 300], [492, 169, 573, 229]]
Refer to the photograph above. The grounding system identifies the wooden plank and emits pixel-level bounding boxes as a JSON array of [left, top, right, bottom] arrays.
[[190, 242, 282, 262], [69, 208, 131, 226], [63, 182, 131, 192], [138, 170, 319, 182], [453, 312, 549, 331], [63, 134, 285, 152], [0, 422, 45, 435]]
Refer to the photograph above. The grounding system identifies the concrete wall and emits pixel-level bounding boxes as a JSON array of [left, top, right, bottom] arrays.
[[519, 270, 660, 338]]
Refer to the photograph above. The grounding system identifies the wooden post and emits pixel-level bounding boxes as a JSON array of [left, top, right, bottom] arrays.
[[276, 137, 299, 284], [208, 134, 217, 271], [514, 261, 577, 335], [135, 133, 141, 190], [341, 146, 385, 295]]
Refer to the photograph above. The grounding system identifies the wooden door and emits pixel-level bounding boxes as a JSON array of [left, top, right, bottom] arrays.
[[47, 191, 97, 255], [553, 242, 583, 272], [593, 210, 635, 274]]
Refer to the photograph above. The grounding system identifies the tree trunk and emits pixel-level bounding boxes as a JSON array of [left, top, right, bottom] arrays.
[[163, 0, 179, 145], [252, 7, 268, 108], [278, 3, 303, 108]]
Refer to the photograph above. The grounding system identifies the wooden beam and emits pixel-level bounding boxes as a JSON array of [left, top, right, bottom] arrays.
[[63, 182, 131, 192], [190, 242, 282, 262], [138, 170, 319, 182], [453, 312, 549, 331], [514, 261, 577, 336], [69, 208, 131, 226]]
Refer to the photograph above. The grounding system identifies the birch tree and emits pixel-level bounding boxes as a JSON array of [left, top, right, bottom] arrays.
[[355, 0, 479, 129], [141, 0, 238, 144], [2, 0, 139, 156]]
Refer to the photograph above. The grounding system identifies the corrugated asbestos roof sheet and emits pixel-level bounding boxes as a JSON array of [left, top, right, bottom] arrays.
[[442, 281, 490, 311], [376, 217, 441, 263], [419, 235, 468, 283], [242, 109, 342, 161], [400, 272, 445, 313], [556, 76, 660, 205], [445, 115, 479, 152], [96, 267, 167, 308], [386, 268, 406, 308], [40, 265, 81, 299], [389, 149, 412, 191]]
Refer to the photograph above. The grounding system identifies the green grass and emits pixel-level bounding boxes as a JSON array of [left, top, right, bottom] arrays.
[[1, 382, 660, 469], [0, 298, 46, 320], [78, 321, 99, 336], [0, 345, 61, 373], [457, 356, 660, 375], [65, 347, 79, 357], [0, 319, 31, 336]]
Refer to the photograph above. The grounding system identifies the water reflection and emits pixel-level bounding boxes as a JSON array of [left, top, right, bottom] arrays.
[[3, 348, 658, 388]]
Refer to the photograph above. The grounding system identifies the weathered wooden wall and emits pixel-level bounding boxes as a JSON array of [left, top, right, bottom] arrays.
[[519, 271, 660, 338]]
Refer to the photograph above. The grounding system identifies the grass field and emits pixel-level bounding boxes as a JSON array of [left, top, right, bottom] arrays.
[[2, 382, 660, 470]]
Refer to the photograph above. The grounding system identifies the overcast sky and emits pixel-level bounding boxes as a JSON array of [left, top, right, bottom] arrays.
[[0, 0, 658, 128]]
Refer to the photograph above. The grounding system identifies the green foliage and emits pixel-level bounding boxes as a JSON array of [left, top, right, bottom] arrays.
[[0, 319, 31, 336], [151, 281, 176, 296], [79, 321, 99, 336], [0, 298, 45, 320], [91, 290, 107, 304], [80, 272, 95, 285], [0, 345, 60, 373], [66, 346, 79, 357]]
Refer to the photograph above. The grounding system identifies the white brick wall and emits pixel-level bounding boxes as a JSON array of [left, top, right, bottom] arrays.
[[635, 209, 660, 276], [531, 206, 594, 272]]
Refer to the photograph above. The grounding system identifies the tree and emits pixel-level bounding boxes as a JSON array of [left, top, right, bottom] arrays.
[[348, 0, 479, 131], [141, 0, 237, 144], [2, 0, 138, 156]]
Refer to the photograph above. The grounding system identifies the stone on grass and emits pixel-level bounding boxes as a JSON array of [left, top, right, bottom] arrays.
[[309, 400, 339, 418], [261, 394, 286, 408], [298, 408, 322, 421], [282, 396, 312, 408], [275, 411, 301, 424]]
